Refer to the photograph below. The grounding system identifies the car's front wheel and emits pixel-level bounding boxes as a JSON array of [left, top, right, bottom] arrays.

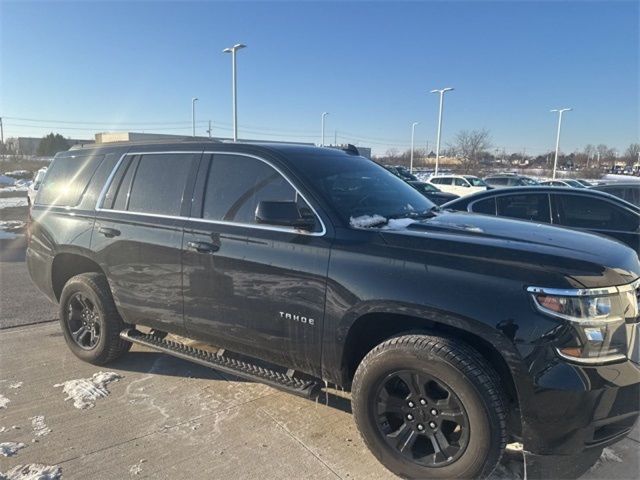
[[351, 334, 507, 479], [59, 273, 131, 365]]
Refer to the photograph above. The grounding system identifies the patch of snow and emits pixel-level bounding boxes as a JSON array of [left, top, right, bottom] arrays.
[[1, 464, 62, 480], [384, 218, 416, 230], [350, 214, 387, 228], [0, 426, 6, 433], [0, 197, 28, 209], [30, 417, 50, 438], [8, 382, 23, 389], [54, 371, 123, 409], [0, 394, 9, 409], [129, 459, 146, 476], [0, 442, 26, 457], [588, 447, 623, 472]]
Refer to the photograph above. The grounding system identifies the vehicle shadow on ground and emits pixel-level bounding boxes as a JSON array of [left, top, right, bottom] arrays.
[[112, 350, 354, 413]]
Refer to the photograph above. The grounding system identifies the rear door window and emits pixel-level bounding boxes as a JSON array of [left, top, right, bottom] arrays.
[[496, 194, 550, 222], [471, 197, 497, 215], [37, 153, 105, 206], [125, 153, 197, 216], [554, 194, 639, 232]]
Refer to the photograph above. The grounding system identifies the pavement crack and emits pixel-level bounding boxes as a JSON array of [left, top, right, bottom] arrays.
[[259, 407, 344, 480]]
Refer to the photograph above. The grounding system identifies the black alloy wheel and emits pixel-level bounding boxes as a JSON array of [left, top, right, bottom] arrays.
[[66, 292, 101, 350], [374, 370, 469, 467]]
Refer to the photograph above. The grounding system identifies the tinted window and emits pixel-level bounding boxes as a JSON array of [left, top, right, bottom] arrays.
[[112, 157, 139, 211], [486, 177, 508, 186], [599, 185, 640, 206], [454, 178, 467, 186], [127, 153, 196, 216], [203, 154, 317, 228], [496, 194, 550, 222], [431, 177, 447, 185], [555, 195, 639, 232], [472, 198, 496, 215], [37, 154, 104, 206]]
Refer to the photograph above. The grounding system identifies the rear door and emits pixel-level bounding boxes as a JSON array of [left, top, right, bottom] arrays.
[[496, 193, 551, 223], [92, 150, 201, 335], [551, 193, 640, 251], [182, 152, 331, 374]]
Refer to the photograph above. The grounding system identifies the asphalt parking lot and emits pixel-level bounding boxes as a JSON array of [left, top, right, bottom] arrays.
[[1, 206, 638, 479]]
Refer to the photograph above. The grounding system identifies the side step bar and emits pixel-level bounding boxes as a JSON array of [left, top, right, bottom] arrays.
[[120, 328, 322, 399]]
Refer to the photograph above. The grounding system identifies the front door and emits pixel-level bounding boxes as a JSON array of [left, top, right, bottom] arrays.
[[182, 153, 331, 375], [93, 151, 201, 336]]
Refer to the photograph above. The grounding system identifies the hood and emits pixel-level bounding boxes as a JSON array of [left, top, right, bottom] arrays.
[[378, 211, 640, 289]]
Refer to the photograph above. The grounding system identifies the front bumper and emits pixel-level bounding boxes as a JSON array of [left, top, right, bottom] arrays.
[[521, 352, 640, 456]]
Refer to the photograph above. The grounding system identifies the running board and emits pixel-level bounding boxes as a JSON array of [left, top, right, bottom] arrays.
[[120, 328, 322, 399]]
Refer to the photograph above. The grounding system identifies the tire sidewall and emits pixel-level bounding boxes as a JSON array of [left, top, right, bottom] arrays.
[[59, 276, 112, 363], [353, 346, 499, 479]]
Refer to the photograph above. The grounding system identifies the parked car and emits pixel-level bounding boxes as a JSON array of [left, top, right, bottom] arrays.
[[484, 174, 539, 188], [540, 179, 586, 188], [406, 180, 459, 205], [590, 182, 640, 207], [383, 165, 419, 181], [28, 142, 640, 479], [442, 186, 639, 251], [428, 174, 489, 196], [27, 167, 48, 206], [575, 179, 595, 187]]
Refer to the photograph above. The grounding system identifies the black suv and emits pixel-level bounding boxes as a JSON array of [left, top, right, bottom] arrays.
[[28, 142, 640, 479]]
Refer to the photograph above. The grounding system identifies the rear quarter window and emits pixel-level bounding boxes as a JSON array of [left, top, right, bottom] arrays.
[[36, 153, 105, 207]]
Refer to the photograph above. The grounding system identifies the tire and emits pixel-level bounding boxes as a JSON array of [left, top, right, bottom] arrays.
[[59, 273, 131, 365], [352, 334, 507, 480]]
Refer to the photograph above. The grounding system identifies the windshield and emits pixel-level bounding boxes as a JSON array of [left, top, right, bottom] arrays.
[[465, 176, 487, 187], [300, 155, 435, 223]]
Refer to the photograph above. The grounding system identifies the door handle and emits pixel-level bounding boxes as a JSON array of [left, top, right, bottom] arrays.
[[98, 227, 121, 238], [186, 241, 219, 254]]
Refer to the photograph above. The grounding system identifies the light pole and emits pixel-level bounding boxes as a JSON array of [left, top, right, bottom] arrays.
[[223, 43, 246, 141], [551, 108, 572, 179], [191, 97, 198, 137], [410, 122, 420, 173], [321, 112, 329, 146], [430, 87, 454, 176]]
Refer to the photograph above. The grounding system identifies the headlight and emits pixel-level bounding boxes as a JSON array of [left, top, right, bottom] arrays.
[[528, 280, 639, 364]]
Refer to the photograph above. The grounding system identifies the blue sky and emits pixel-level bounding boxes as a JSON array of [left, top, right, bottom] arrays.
[[1, 0, 638, 155]]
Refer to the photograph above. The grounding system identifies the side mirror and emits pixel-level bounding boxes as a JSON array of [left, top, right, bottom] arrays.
[[255, 201, 315, 231], [33, 182, 41, 191]]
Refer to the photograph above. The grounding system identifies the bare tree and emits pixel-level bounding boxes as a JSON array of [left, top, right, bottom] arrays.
[[625, 143, 640, 165], [449, 129, 492, 173]]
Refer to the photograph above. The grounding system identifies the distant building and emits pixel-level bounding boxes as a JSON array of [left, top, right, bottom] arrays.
[[7, 136, 93, 156], [94, 132, 212, 144]]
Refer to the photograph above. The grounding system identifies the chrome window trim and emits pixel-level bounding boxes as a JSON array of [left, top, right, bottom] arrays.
[[95, 150, 327, 237]]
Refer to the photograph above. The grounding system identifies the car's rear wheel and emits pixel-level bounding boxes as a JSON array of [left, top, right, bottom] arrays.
[[352, 334, 507, 479], [59, 273, 131, 365]]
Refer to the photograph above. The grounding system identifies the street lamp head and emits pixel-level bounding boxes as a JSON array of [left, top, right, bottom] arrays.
[[322, 112, 329, 117], [412, 122, 420, 127], [430, 87, 454, 94], [551, 107, 572, 113], [192, 97, 198, 102], [224, 43, 247, 53]]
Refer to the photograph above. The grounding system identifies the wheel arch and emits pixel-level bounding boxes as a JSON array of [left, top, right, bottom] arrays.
[[341, 310, 523, 436], [51, 252, 106, 301]]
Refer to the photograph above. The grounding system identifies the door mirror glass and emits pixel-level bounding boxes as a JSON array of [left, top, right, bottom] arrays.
[[255, 201, 315, 230]]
